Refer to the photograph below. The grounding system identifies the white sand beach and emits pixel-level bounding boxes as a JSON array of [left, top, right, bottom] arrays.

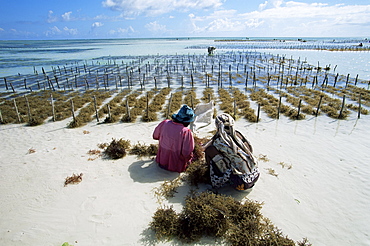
[[1, 110, 369, 246]]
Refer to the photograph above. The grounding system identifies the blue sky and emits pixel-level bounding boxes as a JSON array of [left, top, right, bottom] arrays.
[[0, 0, 369, 40]]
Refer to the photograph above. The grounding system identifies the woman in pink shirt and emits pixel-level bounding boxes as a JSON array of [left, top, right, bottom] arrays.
[[153, 105, 195, 173]]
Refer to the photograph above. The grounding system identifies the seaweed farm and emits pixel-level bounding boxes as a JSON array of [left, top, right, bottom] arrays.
[[1, 51, 369, 127]]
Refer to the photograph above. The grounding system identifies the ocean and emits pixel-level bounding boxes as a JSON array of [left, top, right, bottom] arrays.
[[0, 37, 369, 92]]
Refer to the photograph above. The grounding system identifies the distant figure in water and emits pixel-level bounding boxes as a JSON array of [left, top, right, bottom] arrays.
[[153, 105, 196, 173], [359, 43, 363, 47], [208, 46, 216, 55]]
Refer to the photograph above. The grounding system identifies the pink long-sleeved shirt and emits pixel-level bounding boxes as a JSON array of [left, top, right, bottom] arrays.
[[153, 120, 194, 173]]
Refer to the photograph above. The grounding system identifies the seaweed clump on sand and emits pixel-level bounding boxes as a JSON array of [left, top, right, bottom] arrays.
[[184, 136, 211, 186], [192, 136, 208, 162], [141, 111, 158, 122], [150, 191, 310, 245], [103, 138, 131, 159], [27, 117, 45, 126], [184, 159, 210, 186], [130, 142, 158, 157], [103, 114, 119, 123], [149, 206, 179, 241], [64, 173, 83, 187], [153, 177, 183, 201]]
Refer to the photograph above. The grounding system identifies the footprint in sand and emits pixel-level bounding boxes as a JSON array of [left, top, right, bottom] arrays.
[[81, 196, 97, 210], [90, 212, 113, 224]]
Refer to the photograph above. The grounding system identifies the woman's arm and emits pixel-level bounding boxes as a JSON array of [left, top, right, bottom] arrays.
[[181, 129, 195, 160], [153, 120, 167, 140]]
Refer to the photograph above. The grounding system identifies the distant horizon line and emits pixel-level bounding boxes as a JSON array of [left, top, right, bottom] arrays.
[[1, 36, 369, 42]]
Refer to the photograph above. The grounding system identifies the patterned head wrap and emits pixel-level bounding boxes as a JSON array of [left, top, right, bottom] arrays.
[[215, 113, 238, 152], [214, 113, 256, 170]]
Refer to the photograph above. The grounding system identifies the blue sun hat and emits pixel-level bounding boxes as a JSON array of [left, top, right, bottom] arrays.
[[172, 105, 196, 123]]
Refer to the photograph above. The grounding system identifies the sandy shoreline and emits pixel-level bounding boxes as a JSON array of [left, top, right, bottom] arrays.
[[1, 112, 370, 245]]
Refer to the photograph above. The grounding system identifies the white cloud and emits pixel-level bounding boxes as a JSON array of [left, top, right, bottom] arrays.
[[92, 22, 104, 28], [189, 1, 370, 36], [145, 21, 168, 34], [47, 10, 58, 23], [0, 27, 4, 32], [46, 26, 61, 36], [45, 26, 78, 37], [259, 1, 269, 11], [245, 19, 264, 28], [94, 14, 106, 20], [205, 18, 243, 32], [63, 26, 78, 35], [273, 0, 284, 8], [189, 9, 238, 22], [62, 12, 73, 21], [109, 26, 135, 36], [102, 0, 223, 17], [47, 10, 75, 23]]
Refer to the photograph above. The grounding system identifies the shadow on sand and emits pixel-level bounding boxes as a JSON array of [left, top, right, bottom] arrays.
[[128, 159, 179, 183]]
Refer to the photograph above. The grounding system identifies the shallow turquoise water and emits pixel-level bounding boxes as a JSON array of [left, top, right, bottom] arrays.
[[0, 37, 369, 80]]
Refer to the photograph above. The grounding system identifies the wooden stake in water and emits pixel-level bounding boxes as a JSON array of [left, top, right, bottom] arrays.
[[4, 77, 8, 90], [338, 95, 346, 119], [146, 92, 149, 118], [280, 75, 283, 89], [119, 75, 122, 89], [315, 95, 323, 117], [296, 99, 302, 119], [126, 99, 130, 120], [104, 74, 108, 90], [334, 73, 339, 87], [142, 74, 145, 89], [253, 72, 256, 87], [277, 96, 282, 119], [345, 74, 350, 88], [74, 75, 78, 88], [358, 94, 362, 119], [54, 76, 60, 89], [85, 77, 89, 90], [229, 71, 232, 87], [10, 83, 15, 93], [245, 71, 249, 90], [95, 76, 99, 90], [46, 76, 54, 91]]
